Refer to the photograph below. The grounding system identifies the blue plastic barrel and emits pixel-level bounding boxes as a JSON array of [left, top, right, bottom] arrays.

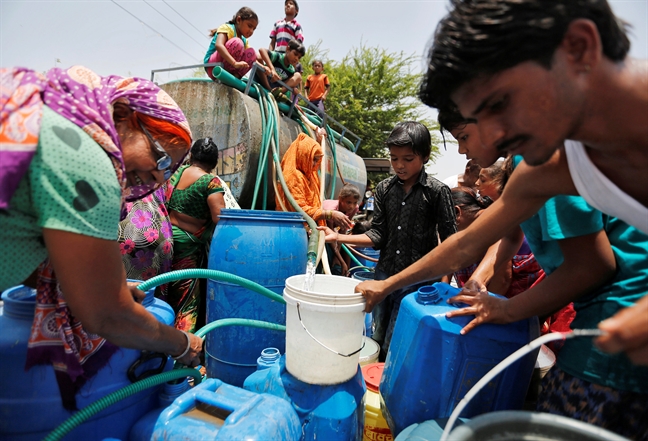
[[351, 270, 375, 281], [151, 378, 301, 440], [244, 355, 366, 441], [0, 283, 174, 441], [381, 283, 539, 436], [353, 246, 380, 268], [206, 209, 308, 386]]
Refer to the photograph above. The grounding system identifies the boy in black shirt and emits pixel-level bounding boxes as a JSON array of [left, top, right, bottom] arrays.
[[321, 121, 456, 358]]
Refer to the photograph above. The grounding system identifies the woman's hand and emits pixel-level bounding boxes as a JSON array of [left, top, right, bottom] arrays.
[[355, 280, 391, 313], [316, 225, 338, 243], [126, 281, 146, 303], [173, 332, 204, 367], [445, 290, 512, 335], [597, 295, 648, 365], [234, 61, 249, 70], [330, 210, 353, 231]]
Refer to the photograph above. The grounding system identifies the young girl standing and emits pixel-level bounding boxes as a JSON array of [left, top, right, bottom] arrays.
[[205, 7, 258, 80]]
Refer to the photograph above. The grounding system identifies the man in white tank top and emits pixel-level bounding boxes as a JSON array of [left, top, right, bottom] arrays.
[[356, 0, 648, 366]]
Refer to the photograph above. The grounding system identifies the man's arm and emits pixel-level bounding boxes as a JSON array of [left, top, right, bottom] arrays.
[[464, 227, 525, 294], [356, 149, 576, 311], [446, 229, 616, 334]]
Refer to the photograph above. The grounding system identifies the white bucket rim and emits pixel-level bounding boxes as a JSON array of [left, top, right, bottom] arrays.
[[283, 290, 366, 311], [285, 274, 363, 301], [284, 288, 365, 305]]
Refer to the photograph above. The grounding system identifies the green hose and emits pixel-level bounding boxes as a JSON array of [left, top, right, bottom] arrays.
[[251, 88, 270, 209], [195, 318, 286, 339], [205, 67, 356, 151], [257, 87, 319, 262], [326, 125, 339, 199], [138, 268, 285, 304], [43, 368, 202, 441], [341, 244, 364, 268]]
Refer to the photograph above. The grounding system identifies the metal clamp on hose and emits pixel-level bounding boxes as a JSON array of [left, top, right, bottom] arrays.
[[127, 351, 168, 383], [296, 302, 366, 357]]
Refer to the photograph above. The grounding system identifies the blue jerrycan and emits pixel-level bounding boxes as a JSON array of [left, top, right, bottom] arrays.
[[151, 378, 301, 440], [381, 283, 539, 436]]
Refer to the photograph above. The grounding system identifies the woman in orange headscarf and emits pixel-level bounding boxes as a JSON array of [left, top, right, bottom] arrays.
[[276, 130, 352, 230]]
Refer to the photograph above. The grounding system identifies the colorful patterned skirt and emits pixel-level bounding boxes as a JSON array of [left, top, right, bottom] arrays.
[[537, 366, 648, 441], [166, 224, 212, 333]]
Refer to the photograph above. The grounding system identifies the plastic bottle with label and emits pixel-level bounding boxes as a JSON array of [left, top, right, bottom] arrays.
[[362, 363, 393, 441]]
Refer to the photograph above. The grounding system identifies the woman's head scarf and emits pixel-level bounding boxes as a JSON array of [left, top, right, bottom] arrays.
[[0, 65, 192, 211], [276, 133, 325, 224]]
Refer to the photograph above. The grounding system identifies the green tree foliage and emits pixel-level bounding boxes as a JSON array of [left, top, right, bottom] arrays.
[[300, 41, 440, 163]]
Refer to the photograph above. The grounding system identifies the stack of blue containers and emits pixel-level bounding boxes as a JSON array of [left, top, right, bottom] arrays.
[[0, 283, 174, 441], [206, 210, 307, 386]]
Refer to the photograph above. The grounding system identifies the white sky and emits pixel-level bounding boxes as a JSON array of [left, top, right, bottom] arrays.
[[2, 0, 647, 179]]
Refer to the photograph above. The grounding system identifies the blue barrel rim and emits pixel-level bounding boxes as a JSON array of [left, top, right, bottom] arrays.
[[352, 270, 376, 281], [218, 209, 306, 222], [1, 285, 36, 303]]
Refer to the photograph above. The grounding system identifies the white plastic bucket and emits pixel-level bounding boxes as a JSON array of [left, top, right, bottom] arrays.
[[284, 274, 366, 385], [359, 337, 380, 366]]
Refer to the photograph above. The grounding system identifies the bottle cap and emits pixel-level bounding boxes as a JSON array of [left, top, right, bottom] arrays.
[[361, 362, 385, 393], [417, 285, 440, 305]]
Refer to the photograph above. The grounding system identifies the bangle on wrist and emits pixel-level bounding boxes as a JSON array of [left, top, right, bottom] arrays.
[[171, 330, 191, 360]]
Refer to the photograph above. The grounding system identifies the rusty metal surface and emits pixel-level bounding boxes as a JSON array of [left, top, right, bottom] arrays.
[[161, 79, 366, 207]]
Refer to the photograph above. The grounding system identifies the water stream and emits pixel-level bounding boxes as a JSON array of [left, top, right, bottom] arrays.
[[302, 260, 316, 291]]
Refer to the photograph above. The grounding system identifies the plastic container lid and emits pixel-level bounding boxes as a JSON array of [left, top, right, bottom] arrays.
[[359, 337, 380, 365], [361, 362, 385, 393], [535, 344, 556, 370]]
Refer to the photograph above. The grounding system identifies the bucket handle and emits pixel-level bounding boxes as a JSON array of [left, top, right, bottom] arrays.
[[296, 302, 366, 357]]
